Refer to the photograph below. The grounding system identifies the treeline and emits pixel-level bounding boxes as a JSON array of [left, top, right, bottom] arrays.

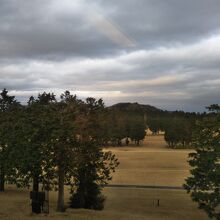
[[0, 89, 121, 211], [103, 110, 146, 146], [147, 111, 205, 148], [109, 102, 204, 149]]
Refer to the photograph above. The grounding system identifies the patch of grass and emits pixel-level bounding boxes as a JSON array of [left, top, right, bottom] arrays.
[[107, 135, 192, 186]]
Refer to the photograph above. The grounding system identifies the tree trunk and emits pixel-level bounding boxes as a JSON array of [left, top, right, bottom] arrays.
[[137, 140, 140, 146], [79, 183, 86, 208], [57, 166, 65, 212], [32, 174, 39, 192], [0, 168, 5, 192], [126, 138, 129, 146], [57, 112, 65, 212], [117, 139, 121, 146], [79, 171, 87, 208]]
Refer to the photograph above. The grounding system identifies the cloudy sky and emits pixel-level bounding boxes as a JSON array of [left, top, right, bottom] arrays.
[[1, 0, 220, 111]]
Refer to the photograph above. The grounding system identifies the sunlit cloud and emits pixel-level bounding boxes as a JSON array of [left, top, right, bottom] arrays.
[[99, 75, 190, 90]]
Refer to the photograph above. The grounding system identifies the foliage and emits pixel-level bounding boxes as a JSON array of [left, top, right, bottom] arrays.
[[184, 107, 220, 219], [68, 97, 119, 210], [127, 114, 146, 145], [0, 89, 21, 191], [12, 92, 57, 191], [164, 117, 194, 148], [69, 140, 119, 210]]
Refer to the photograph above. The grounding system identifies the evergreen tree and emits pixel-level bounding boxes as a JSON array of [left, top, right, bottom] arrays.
[[128, 114, 146, 146], [69, 140, 119, 210], [69, 96, 119, 210], [184, 106, 220, 219], [14, 92, 57, 191], [50, 91, 80, 212], [0, 89, 20, 191]]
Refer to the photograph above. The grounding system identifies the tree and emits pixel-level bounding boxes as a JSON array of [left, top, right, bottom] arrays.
[[164, 117, 194, 148], [68, 97, 119, 210], [128, 114, 146, 146], [147, 117, 161, 135], [69, 140, 119, 210], [184, 107, 220, 219], [13, 92, 57, 192], [50, 91, 82, 212], [206, 104, 220, 113], [105, 109, 127, 146], [0, 89, 20, 191]]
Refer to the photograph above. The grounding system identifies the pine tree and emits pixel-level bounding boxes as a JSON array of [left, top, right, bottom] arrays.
[[184, 105, 220, 219], [0, 89, 20, 191]]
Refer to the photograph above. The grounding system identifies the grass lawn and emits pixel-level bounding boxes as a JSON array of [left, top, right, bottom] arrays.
[[0, 186, 209, 220], [0, 135, 209, 220], [106, 135, 192, 186]]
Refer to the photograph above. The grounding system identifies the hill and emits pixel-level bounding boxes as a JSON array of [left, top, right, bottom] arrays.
[[109, 102, 163, 114]]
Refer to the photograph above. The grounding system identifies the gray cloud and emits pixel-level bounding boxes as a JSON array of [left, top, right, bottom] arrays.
[[0, 0, 220, 111]]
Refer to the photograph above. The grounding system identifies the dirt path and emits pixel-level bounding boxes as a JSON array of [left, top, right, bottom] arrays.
[[106, 184, 184, 190]]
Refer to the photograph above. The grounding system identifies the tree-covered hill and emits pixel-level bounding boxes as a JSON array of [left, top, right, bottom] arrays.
[[109, 102, 206, 149], [109, 102, 163, 114]]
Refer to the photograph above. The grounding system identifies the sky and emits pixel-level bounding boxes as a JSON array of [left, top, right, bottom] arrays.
[[1, 0, 220, 112]]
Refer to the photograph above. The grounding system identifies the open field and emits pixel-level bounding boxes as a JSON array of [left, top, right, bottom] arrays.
[[0, 135, 209, 220], [0, 186, 209, 220], [106, 135, 192, 186]]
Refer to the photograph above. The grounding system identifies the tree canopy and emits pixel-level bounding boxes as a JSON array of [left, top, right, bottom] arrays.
[[184, 106, 220, 219]]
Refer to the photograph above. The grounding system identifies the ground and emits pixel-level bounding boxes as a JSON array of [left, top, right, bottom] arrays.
[[107, 135, 191, 186], [0, 135, 210, 220]]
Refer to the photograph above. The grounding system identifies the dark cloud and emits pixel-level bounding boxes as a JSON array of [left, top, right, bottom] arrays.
[[0, 0, 220, 111], [1, 0, 220, 59], [100, 0, 220, 46]]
